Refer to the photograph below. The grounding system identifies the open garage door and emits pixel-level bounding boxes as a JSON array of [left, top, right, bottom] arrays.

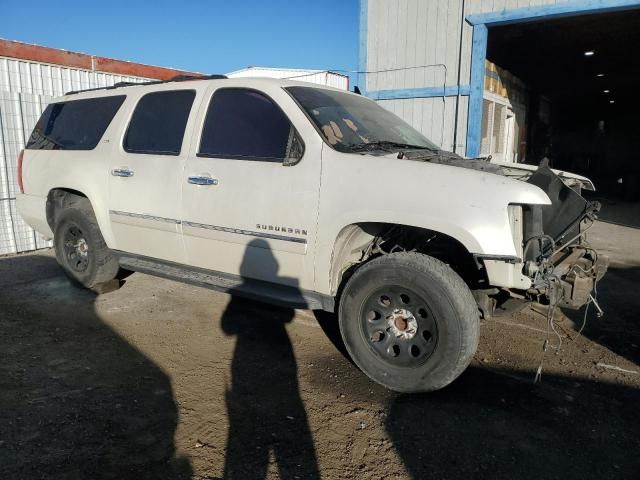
[[482, 8, 640, 215]]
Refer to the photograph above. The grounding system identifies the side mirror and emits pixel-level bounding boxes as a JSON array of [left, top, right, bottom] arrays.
[[283, 129, 305, 166]]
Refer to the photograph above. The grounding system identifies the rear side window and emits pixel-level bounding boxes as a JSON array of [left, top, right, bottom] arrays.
[[124, 90, 195, 155], [198, 88, 294, 161], [26, 96, 125, 150]]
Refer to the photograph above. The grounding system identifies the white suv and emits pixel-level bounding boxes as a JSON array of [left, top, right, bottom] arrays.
[[16, 75, 606, 392]]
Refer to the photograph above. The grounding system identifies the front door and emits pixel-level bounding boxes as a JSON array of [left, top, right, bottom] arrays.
[[181, 86, 321, 291], [108, 89, 198, 264]]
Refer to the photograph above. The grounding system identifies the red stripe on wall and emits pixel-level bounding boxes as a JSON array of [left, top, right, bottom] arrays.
[[0, 38, 200, 80]]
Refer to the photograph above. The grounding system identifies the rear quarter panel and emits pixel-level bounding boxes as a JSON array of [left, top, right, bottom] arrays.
[[19, 92, 131, 247]]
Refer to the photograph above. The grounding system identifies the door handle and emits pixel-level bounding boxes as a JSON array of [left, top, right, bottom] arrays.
[[188, 175, 218, 186], [111, 167, 134, 178]]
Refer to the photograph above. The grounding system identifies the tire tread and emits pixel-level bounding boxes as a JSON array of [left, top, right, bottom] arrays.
[[339, 252, 480, 392], [54, 196, 119, 290]]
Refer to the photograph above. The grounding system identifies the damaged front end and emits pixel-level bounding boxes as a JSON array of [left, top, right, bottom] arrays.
[[517, 160, 608, 312], [396, 150, 608, 316]]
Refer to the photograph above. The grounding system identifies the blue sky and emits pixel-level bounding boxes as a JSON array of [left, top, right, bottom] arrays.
[[2, 0, 359, 77]]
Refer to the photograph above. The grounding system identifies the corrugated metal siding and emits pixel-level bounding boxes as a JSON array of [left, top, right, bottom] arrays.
[[0, 91, 52, 254], [366, 0, 466, 91], [380, 95, 468, 152], [0, 57, 149, 96], [227, 67, 349, 90], [0, 57, 151, 255], [365, 0, 562, 148]]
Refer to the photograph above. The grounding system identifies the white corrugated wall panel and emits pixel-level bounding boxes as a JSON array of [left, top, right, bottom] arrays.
[[0, 91, 24, 201], [324, 72, 349, 90], [227, 67, 349, 90], [0, 91, 55, 255], [0, 57, 152, 255], [0, 57, 149, 96], [366, 0, 464, 91], [378, 95, 468, 153]]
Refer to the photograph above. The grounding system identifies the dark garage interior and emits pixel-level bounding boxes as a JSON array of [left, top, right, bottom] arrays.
[[486, 9, 640, 205]]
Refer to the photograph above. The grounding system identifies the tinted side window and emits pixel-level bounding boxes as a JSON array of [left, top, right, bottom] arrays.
[[26, 96, 125, 150], [199, 88, 293, 161], [124, 90, 195, 155]]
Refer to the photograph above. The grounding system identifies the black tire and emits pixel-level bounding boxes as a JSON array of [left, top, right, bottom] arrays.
[[53, 197, 120, 291], [338, 252, 479, 393]]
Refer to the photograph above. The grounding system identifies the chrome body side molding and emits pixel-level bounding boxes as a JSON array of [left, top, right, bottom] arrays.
[[109, 210, 307, 244]]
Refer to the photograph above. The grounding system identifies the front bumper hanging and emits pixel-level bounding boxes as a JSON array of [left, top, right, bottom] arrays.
[[527, 245, 609, 310]]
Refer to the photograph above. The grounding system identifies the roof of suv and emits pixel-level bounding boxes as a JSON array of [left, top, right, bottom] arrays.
[[60, 75, 353, 102]]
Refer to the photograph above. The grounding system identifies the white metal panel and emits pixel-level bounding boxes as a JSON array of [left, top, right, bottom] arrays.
[[0, 91, 55, 254], [0, 56, 150, 96], [366, 0, 464, 91], [226, 67, 348, 90], [377, 95, 467, 153]]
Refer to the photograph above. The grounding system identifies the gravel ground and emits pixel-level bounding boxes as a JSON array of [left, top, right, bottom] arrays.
[[0, 220, 638, 480]]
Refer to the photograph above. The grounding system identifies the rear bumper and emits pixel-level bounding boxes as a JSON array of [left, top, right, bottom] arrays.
[[16, 193, 52, 239]]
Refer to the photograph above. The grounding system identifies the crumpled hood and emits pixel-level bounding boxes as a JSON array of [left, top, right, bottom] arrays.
[[492, 161, 595, 191], [395, 150, 595, 191], [386, 150, 599, 248], [361, 149, 553, 208]]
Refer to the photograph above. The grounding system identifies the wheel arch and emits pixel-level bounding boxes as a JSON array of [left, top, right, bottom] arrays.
[[46, 188, 87, 228], [46, 187, 115, 247], [329, 222, 488, 297]]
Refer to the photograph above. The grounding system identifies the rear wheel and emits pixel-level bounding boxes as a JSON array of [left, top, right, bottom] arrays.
[[53, 198, 120, 291], [338, 252, 480, 392]]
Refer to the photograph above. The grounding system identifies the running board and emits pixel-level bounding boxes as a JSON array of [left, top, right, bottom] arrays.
[[117, 253, 334, 312]]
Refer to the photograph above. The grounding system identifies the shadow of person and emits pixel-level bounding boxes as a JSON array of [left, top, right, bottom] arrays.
[[0, 252, 192, 479], [221, 239, 320, 480]]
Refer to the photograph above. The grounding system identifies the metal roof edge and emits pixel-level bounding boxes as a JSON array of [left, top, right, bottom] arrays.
[[0, 38, 201, 80]]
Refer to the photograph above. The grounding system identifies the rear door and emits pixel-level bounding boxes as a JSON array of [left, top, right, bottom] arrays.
[[107, 88, 199, 264], [181, 85, 322, 291]]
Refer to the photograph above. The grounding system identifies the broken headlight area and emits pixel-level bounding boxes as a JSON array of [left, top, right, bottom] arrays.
[[526, 245, 608, 311], [520, 160, 609, 312]]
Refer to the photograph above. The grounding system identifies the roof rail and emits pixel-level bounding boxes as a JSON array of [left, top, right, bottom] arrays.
[[170, 74, 227, 82], [65, 73, 228, 96]]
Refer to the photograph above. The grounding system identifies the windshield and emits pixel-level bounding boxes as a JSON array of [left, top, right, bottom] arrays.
[[286, 86, 439, 153]]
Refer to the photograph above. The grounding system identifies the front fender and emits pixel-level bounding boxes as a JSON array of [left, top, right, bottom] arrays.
[[314, 147, 550, 294]]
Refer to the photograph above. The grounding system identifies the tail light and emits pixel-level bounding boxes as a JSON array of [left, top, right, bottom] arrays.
[[17, 149, 24, 193]]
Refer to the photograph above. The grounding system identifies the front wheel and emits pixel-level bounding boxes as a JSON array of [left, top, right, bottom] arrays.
[[338, 252, 480, 393]]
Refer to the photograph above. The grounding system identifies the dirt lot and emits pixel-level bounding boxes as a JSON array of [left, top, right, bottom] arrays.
[[1, 219, 639, 480]]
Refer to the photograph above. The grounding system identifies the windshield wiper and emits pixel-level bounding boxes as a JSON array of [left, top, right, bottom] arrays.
[[347, 141, 438, 153]]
